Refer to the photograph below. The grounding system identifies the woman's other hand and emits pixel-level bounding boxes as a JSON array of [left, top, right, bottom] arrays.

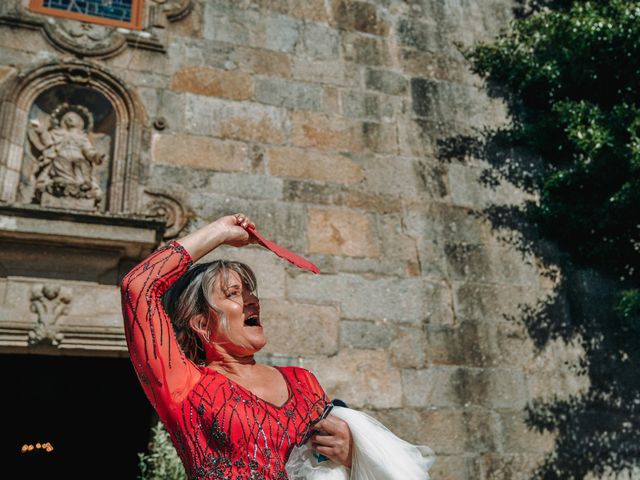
[[213, 213, 256, 248], [311, 415, 353, 468]]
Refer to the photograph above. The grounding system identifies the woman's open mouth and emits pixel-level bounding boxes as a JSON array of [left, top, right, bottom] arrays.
[[244, 315, 261, 327]]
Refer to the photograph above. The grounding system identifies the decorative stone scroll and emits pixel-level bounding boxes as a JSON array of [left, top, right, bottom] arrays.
[[0, 0, 194, 58], [142, 189, 191, 240]]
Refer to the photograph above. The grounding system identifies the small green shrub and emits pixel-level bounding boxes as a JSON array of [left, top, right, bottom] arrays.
[[138, 422, 187, 480]]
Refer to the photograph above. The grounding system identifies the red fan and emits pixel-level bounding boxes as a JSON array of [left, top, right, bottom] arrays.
[[245, 225, 320, 274]]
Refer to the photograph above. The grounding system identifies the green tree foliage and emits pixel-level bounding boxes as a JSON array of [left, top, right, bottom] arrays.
[[467, 0, 640, 331], [458, 1, 640, 478], [138, 422, 187, 480]]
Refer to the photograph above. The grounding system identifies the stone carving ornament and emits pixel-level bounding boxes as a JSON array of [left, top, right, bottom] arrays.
[[29, 283, 72, 346], [142, 189, 191, 239], [27, 103, 106, 209]]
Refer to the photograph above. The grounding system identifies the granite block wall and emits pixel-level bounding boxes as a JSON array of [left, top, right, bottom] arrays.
[[0, 1, 596, 478]]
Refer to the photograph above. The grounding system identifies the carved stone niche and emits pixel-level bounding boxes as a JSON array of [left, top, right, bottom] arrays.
[[0, 60, 190, 354], [0, 0, 194, 58], [0, 60, 150, 213]]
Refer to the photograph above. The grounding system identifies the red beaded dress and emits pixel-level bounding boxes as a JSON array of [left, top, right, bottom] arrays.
[[121, 241, 328, 480]]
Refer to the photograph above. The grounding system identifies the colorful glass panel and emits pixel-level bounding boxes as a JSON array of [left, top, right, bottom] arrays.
[[29, 0, 143, 29], [42, 0, 133, 22]]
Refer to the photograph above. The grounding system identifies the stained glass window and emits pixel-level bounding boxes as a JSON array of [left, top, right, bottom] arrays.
[[29, 0, 143, 30]]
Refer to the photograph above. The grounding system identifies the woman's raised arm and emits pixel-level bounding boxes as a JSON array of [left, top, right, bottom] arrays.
[[120, 214, 255, 420]]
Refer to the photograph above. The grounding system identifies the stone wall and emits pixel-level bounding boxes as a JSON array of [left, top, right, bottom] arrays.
[[0, 1, 593, 478]]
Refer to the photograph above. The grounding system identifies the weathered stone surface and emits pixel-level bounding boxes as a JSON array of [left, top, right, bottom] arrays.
[[255, 76, 323, 111], [402, 367, 528, 409], [396, 116, 439, 158], [266, 146, 364, 184], [291, 112, 363, 152], [375, 407, 464, 452], [291, 58, 357, 86], [427, 454, 475, 480], [443, 242, 540, 286], [332, 0, 388, 36], [452, 282, 544, 323], [362, 121, 399, 154], [150, 164, 212, 191], [396, 1, 512, 63], [307, 207, 379, 257], [156, 90, 188, 132], [301, 348, 402, 408], [203, 4, 264, 47], [365, 69, 409, 96], [523, 337, 590, 401], [259, 300, 339, 355], [340, 319, 393, 349], [342, 91, 383, 119], [0, 26, 53, 54], [499, 411, 556, 454], [185, 95, 289, 144], [286, 0, 330, 22], [283, 180, 402, 214], [265, 14, 301, 53], [342, 32, 390, 66], [234, 47, 292, 78], [171, 66, 254, 100], [389, 324, 427, 368], [207, 172, 283, 200], [361, 155, 424, 198], [287, 272, 453, 324], [178, 38, 234, 71], [399, 48, 478, 84], [472, 453, 545, 480], [411, 78, 507, 136], [374, 212, 421, 276], [152, 133, 248, 171], [448, 162, 534, 210], [301, 23, 340, 60], [0, 65, 15, 85], [427, 321, 498, 367], [322, 86, 341, 113]]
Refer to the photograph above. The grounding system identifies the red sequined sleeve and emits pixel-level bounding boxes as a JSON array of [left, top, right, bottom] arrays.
[[121, 241, 201, 421]]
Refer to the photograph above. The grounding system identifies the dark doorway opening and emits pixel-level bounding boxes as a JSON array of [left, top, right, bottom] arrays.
[[1, 353, 153, 479]]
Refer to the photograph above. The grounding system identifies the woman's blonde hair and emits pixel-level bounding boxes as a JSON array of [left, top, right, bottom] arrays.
[[162, 260, 257, 364]]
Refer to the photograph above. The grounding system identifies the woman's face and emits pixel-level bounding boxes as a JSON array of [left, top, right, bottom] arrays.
[[209, 269, 265, 357]]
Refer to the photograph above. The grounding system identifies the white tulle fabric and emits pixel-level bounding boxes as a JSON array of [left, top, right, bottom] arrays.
[[285, 406, 435, 480]]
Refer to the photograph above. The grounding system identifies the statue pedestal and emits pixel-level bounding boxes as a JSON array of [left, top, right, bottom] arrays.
[[40, 192, 96, 211]]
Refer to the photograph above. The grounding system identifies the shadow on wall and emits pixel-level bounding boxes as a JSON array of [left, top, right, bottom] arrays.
[[430, 0, 640, 476], [437, 132, 640, 478]]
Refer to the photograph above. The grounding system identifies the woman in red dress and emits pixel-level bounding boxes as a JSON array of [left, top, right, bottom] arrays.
[[121, 213, 352, 480]]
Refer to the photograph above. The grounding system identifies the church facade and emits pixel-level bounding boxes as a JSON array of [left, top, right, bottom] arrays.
[[0, 1, 593, 478]]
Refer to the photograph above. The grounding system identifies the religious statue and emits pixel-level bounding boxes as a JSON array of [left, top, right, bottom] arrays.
[[27, 103, 106, 209]]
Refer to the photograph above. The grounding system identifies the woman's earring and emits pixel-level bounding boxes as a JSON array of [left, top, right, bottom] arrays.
[[202, 331, 210, 344]]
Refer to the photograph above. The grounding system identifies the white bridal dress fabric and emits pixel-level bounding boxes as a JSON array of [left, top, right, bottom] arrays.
[[286, 406, 436, 480]]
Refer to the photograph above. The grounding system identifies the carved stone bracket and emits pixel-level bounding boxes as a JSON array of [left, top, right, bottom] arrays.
[[29, 283, 72, 346], [0, 0, 194, 58], [142, 189, 191, 240]]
